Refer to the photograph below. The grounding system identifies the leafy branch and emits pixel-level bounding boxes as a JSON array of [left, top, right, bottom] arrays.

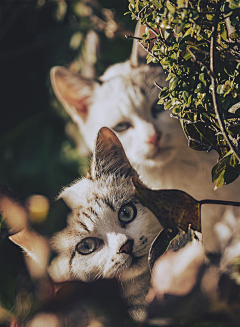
[[209, 2, 240, 162], [127, 0, 240, 187]]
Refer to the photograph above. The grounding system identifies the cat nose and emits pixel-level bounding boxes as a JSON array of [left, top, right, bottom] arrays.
[[119, 239, 134, 254], [147, 132, 161, 146]]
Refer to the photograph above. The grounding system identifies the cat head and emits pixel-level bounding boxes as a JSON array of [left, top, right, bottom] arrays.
[[50, 24, 185, 170], [48, 127, 162, 283]]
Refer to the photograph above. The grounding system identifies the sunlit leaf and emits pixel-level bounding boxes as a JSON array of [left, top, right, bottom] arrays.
[[212, 151, 240, 187]]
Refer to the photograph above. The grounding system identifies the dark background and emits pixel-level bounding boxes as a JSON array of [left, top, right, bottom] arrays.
[[0, 0, 135, 320], [0, 0, 134, 199]]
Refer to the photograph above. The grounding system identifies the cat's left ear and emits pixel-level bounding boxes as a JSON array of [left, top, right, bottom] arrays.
[[130, 22, 147, 67], [90, 127, 138, 179]]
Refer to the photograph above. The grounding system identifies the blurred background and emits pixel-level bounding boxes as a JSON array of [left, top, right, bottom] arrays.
[[0, 1, 135, 324], [0, 0, 135, 199]]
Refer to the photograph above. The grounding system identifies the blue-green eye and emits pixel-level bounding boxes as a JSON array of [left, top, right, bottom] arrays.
[[76, 237, 102, 255], [151, 101, 164, 119], [113, 122, 132, 133], [118, 202, 137, 224]]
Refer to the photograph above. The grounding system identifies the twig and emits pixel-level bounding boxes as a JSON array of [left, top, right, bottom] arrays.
[[188, 48, 210, 56], [227, 58, 240, 63], [187, 48, 214, 78], [199, 199, 240, 207], [125, 35, 157, 42], [154, 81, 163, 91], [136, 40, 160, 62], [209, 4, 240, 163], [130, 8, 159, 37], [170, 114, 203, 124], [138, 4, 149, 17]]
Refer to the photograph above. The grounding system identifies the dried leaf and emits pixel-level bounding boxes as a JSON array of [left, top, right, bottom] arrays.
[[148, 229, 178, 271], [131, 177, 201, 232]]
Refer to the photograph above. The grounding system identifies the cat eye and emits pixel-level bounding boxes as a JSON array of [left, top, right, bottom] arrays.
[[118, 202, 137, 224], [76, 237, 102, 255], [113, 122, 132, 133], [151, 101, 165, 119]]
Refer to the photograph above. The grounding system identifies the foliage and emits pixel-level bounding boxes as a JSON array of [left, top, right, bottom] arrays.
[[127, 0, 240, 187]]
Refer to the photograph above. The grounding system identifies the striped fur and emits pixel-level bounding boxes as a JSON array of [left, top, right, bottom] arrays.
[[48, 128, 162, 321]]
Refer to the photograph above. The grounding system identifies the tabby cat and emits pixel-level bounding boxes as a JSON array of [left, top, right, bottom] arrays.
[[48, 127, 162, 322], [50, 25, 240, 252]]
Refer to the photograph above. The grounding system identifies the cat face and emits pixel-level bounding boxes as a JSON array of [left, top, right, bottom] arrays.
[[51, 62, 185, 170], [48, 128, 162, 283]]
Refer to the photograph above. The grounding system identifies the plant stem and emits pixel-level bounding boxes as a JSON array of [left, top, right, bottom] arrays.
[[209, 3, 240, 163], [154, 81, 163, 90], [199, 199, 240, 207]]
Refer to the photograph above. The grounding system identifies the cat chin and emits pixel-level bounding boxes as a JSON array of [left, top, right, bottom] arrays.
[[134, 147, 177, 171], [118, 255, 149, 282]]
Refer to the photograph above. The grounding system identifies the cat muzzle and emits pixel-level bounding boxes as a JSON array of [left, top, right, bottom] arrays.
[[119, 239, 134, 254], [147, 132, 161, 146]]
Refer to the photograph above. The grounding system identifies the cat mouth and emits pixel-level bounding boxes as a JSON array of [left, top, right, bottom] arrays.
[[146, 146, 174, 160], [130, 255, 144, 267]]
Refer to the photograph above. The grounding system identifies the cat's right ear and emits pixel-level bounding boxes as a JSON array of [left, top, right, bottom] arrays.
[[130, 22, 149, 67], [90, 127, 137, 179], [50, 66, 97, 122], [130, 21, 156, 67]]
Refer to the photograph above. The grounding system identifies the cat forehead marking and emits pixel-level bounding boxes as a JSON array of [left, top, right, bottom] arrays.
[[61, 176, 134, 228]]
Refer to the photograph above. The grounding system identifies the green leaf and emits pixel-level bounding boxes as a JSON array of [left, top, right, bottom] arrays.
[[164, 29, 171, 40], [212, 151, 240, 187], [175, 23, 185, 34], [221, 29, 228, 41], [147, 55, 153, 64], [159, 87, 170, 98], [177, 0, 186, 9], [227, 0, 240, 9], [199, 73, 207, 86], [206, 14, 214, 21], [183, 51, 192, 60], [182, 113, 220, 152], [172, 105, 182, 114], [217, 84, 225, 95], [165, 99, 174, 109], [166, 1, 176, 13], [182, 91, 190, 102], [169, 76, 179, 90]]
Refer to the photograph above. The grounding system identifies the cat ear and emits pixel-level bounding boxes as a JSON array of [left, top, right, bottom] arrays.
[[50, 66, 97, 122], [130, 21, 158, 67], [130, 22, 149, 67], [90, 127, 137, 179]]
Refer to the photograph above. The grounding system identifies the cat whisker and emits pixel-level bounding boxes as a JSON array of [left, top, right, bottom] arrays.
[[92, 270, 103, 281]]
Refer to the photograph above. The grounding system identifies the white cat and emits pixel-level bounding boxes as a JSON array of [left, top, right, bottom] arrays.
[[48, 127, 162, 322], [50, 24, 240, 252]]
